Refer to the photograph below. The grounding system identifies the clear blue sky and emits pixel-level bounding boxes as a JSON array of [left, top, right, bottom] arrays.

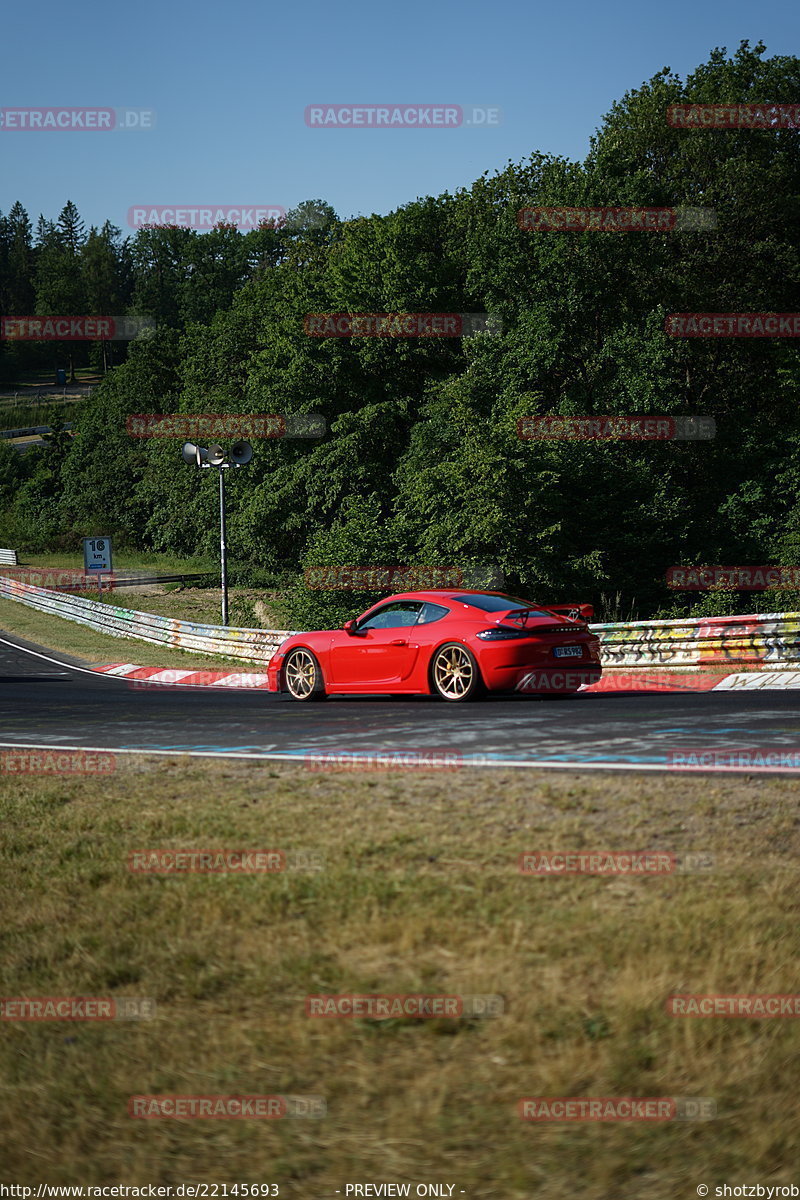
[[2, 0, 798, 234]]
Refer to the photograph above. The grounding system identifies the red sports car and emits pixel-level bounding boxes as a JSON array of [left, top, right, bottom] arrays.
[[268, 590, 602, 701]]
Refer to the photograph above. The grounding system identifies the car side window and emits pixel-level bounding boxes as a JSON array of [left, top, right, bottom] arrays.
[[417, 602, 450, 625], [358, 602, 423, 630]]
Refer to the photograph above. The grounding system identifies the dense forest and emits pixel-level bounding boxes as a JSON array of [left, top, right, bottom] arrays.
[[1, 42, 799, 625]]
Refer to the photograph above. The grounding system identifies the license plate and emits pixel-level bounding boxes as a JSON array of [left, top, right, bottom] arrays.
[[553, 645, 583, 658]]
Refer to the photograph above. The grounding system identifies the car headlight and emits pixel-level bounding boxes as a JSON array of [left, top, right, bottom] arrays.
[[476, 627, 535, 640]]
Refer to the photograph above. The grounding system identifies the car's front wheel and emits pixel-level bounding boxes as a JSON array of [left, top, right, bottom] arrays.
[[283, 648, 327, 701], [430, 643, 483, 702]]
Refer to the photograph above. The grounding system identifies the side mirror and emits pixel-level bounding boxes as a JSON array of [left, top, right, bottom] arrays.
[[343, 619, 356, 634]]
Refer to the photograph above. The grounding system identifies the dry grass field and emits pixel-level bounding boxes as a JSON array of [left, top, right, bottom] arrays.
[[1, 758, 799, 1196]]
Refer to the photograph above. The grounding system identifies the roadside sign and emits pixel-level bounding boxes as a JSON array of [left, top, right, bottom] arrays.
[[83, 537, 113, 573]]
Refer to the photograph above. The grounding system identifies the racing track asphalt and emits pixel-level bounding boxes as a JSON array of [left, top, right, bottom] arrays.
[[1, 628, 799, 773]]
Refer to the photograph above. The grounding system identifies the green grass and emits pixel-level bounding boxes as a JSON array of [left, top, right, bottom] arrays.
[[15, 550, 219, 575], [0, 760, 798, 1193], [0, 367, 100, 390], [0, 400, 82, 430], [93, 586, 288, 629]]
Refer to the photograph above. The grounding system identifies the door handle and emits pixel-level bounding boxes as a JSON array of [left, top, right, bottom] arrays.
[[390, 638, 407, 646]]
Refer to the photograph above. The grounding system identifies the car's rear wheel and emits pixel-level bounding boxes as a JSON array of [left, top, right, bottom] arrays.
[[283, 648, 327, 701], [430, 643, 483, 702]]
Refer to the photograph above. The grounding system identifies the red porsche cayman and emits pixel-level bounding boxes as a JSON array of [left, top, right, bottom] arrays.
[[268, 590, 602, 701]]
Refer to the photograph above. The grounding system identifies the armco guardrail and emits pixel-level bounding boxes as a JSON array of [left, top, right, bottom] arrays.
[[0, 571, 798, 671], [0, 567, 213, 591], [104, 572, 214, 589], [593, 611, 800, 670], [0, 574, 292, 664], [0, 549, 18, 566]]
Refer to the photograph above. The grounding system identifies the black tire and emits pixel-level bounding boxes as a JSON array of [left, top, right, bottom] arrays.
[[429, 643, 483, 702], [283, 648, 327, 701]]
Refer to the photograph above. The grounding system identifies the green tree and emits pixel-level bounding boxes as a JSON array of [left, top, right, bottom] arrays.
[[130, 225, 195, 328], [58, 329, 183, 541], [2, 202, 35, 313], [179, 224, 250, 325], [81, 221, 131, 372], [34, 203, 88, 381]]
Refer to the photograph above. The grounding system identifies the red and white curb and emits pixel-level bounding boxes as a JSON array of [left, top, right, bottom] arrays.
[[91, 664, 800, 693], [92, 664, 271, 689], [584, 670, 800, 692], [710, 670, 800, 689]]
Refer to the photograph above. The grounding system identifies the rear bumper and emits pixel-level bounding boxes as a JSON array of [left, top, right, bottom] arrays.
[[475, 637, 602, 692]]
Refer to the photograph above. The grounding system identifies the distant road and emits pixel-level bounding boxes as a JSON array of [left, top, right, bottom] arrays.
[[0, 385, 92, 402]]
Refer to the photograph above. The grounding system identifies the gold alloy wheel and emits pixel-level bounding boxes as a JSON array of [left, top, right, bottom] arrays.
[[432, 644, 476, 700], [284, 648, 320, 699]]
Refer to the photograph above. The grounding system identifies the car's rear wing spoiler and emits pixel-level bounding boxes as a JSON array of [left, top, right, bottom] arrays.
[[498, 603, 595, 628], [544, 603, 595, 622]]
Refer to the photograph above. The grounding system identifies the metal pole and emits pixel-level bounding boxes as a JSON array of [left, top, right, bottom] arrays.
[[219, 467, 229, 626]]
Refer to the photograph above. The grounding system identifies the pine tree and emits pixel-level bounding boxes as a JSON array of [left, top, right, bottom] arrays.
[[35, 204, 88, 381], [5, 202, 35, 313], [34, 215, 58, 248], [57, 201, 86, 254]]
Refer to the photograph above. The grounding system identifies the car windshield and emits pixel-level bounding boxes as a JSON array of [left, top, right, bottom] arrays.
[[452, 593, 549, 615]]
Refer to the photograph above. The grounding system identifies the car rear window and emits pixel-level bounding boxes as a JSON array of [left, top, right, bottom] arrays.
[[418, 602, 450, 624], [452, 593, 550, 615]]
